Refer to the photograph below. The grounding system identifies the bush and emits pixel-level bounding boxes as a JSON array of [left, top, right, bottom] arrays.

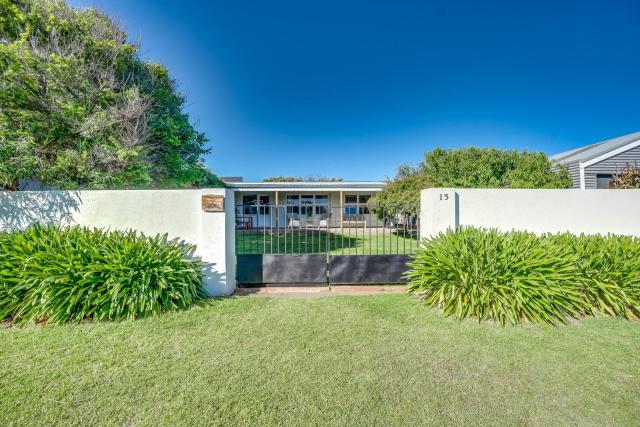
[[0, 225, 206, 324], [611, 163, 640, 189], [406, 227, 640, 325], [551, 233, 640, 319]]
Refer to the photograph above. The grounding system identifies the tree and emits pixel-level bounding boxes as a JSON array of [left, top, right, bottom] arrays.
[[263, 176, 343, 182], [611, 163, 640, 189], [368, 173, 433, 214], [0, 0, 222, 190], [370, 147, 571, 214], [422, 147, 571, 188]]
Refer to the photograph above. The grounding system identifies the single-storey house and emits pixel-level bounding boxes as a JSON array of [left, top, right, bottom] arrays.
[[551, 131, 640, 189], [222, 179, 386, 229]]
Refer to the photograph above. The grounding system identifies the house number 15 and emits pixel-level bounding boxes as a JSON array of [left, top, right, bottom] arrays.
[[439, 194, 449, 201]]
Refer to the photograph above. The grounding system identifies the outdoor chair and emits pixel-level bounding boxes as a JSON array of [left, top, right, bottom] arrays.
[[287, 214, 301, 229], [318, 213, 331, 228]]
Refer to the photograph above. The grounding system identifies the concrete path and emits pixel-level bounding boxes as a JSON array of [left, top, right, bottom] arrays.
[[234, 285, 406, 296]]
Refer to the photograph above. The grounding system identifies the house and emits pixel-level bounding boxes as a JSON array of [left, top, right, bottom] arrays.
[[551, 131, 640, 189], [223, 179, 386, 229]]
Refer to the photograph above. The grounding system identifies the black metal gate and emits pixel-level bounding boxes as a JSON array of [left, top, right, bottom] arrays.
[[235, 204, 419, 286]]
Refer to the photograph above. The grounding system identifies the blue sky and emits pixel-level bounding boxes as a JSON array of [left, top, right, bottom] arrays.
[[70, 0, 640, 181]]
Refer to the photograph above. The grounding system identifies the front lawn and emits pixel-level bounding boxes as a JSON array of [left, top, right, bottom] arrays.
[[236, 229, 419, 255], [1, 294, 638, 426]]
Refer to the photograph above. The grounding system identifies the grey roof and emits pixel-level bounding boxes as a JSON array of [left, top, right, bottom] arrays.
[[550, 131, 640, 164], [220, 176, 244, 183]]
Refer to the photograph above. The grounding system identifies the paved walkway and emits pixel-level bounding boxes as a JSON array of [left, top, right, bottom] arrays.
[[234, 285, 406, 296]]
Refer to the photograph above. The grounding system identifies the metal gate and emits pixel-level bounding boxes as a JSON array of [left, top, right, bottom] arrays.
[[235, 204, 419, 286]]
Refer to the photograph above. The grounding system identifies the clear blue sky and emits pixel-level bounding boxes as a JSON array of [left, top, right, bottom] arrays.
[[70, 0, 639, 181]]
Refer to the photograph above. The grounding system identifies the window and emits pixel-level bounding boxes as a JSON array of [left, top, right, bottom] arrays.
[[242, 195, 257, 214], [314, 195, 328, 204], [259, 195, 270, 214], [343, 193, 373, 216], [285, 194, 328, 217], [344, 206, 357, 216], [243, 195, 257, 205], [344, 195, 357, 204], [242, 194, 270, 214], [596, 174, 613, 189]]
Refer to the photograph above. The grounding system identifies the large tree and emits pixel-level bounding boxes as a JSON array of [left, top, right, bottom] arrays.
[[0, 0, 222, 190], [370, 147, 571, 214]]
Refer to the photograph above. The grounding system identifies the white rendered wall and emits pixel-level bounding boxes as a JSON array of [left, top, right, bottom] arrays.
[[420, 188, 640, 238], [0, 189, 235, 296]]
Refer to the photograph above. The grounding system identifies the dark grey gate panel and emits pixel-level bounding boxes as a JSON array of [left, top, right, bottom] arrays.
[[237, 254, 327, 285], [329, 254, 412, 285]]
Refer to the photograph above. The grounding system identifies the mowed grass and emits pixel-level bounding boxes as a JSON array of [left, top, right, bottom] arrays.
[[236, 229, 419, 255], [1, 294, 639, 426]]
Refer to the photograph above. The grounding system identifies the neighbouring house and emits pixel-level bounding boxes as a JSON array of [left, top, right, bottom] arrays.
[[223, 179, 386, 229], [551, 131, 640, 189]]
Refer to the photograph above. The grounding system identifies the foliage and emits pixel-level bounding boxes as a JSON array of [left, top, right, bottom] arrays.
[[374, 148, 571, 214], [406, 227, 582, 325], [406, 227, 640, 325], [263, 176, 343, 182], [0, 0, 221, 190], [0, 224, 206, 324], [368, 173, 433, 214], [422, 147, 572, 188], [611, 163, 640, 189], [550, 233, 640, 318]]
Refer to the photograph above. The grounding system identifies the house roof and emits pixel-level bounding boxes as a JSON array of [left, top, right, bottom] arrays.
[[550, 131, 640, 164], [226, 181, 386, 192]]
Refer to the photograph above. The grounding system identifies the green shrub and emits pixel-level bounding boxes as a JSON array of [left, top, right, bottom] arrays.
[[0, 225, 206, 324], [406, 227, 640, 325], [551, 233, 640, 319]]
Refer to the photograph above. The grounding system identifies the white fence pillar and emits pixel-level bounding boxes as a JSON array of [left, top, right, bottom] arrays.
[[420, 188, 458, 238], [199, 188, 236, 296]]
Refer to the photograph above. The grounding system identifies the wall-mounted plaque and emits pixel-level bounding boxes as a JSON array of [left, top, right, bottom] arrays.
[[202, 195, 224, 212]]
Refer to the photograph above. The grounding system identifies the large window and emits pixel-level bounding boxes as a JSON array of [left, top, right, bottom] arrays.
[[242, 194, 270, 214], [286, 194, 329, 216], [344, 193, 372, 216]]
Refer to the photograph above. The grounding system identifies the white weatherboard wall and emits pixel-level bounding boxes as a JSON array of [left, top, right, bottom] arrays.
[[420, 188, 640, 237], [0, 189, 235, 296]]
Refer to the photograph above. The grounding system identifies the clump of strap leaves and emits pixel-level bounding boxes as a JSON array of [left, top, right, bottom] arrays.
[[406, 227, 640, 325]]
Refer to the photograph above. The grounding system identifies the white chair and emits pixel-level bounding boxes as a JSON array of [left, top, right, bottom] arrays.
[[287, 214, 301, 229]]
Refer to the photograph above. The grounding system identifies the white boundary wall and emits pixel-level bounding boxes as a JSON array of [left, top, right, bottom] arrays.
[[0, 189, 236, 296], [420, 188, 640, 238]]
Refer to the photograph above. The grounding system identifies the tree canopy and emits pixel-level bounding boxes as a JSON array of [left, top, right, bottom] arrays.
[[0, 0, 222, 190], [369, 173, 433, 214], [370, 147, 571, 214]]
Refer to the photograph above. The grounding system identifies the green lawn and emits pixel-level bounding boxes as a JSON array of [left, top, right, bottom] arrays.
[[236, 229, 419, 255], [1, 294, 639, 426]]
